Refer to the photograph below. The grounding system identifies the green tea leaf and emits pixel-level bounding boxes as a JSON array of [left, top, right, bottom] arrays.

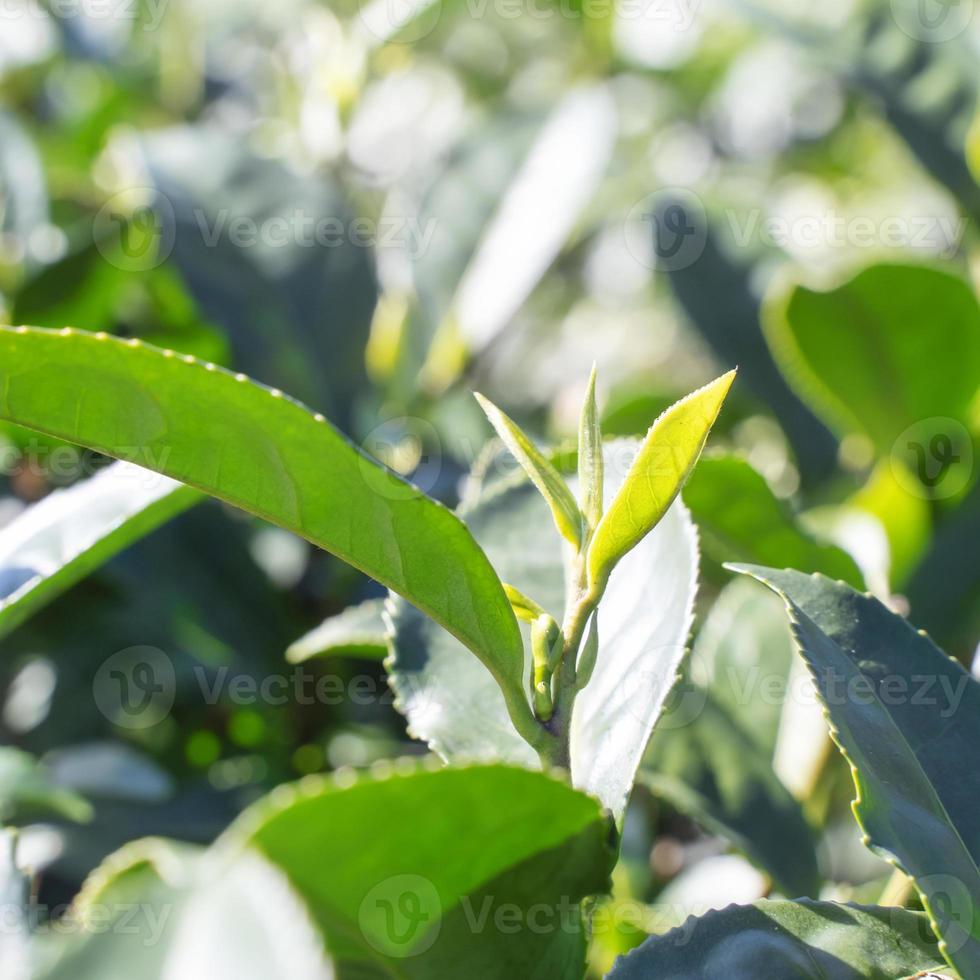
[[0, 462, 198, 642], [684, 454, 864, 588], [607, 900, 944, 979], [502, 583, 548, 623], [588, 371, 734, 591], [286, 599, 387, 664], [389, 442, 698, 820], [0, 327, 537, 746], [35, 839, 330, 980], [474, 392, 583, 547], [233, 762, 614, 976], [732, 565, 980, 977], [578, 364, 603, 534], [764, 263, 980, 455]]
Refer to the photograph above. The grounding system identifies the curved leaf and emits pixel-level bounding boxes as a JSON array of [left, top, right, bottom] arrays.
[[0, 327, 537, 744], [474, 392, 583, 547], [229, 762, 615, 977], [764, 263, 980, 454], [732, 565, 980, 977], [0, 462, 198, 642], [286, 598, 387, 664], [588, 372, 733, 591], [606, 900, 944, 979], [684, 455, 864, 588]]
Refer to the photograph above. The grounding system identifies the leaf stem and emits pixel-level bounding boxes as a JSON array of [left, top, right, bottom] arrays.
[[539, 552, 603, 770]]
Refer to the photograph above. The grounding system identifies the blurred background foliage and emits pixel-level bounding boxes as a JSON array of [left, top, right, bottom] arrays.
[[0, 0, 978, 966]]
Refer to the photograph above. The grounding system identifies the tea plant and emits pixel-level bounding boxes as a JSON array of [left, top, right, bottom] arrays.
[[0, 325, 974, 978]]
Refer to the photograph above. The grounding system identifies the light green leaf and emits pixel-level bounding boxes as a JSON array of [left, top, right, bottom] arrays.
[[732, 565, 980, 977], [588, 371, 734, 592], [683, 454, 864, 589], [286, 598, 387, 664], [34, 839, 331, 980], [578, 364, 603, 535], [474, 392, 583, 547], [0, 327, 538, 746], [502, 583, 548, 623], [389, 442, 699, 819], [764, 263, 980, 456], [640, 580, 819, 897], [232, 762, 614, 977], [0, 461, 198, 642], [606, 900, 945, 979], [0, 747, 93, 824]]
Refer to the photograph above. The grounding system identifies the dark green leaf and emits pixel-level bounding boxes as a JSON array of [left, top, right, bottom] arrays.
[[732, 565, 980, 976], [606, 900, 944, 979]]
